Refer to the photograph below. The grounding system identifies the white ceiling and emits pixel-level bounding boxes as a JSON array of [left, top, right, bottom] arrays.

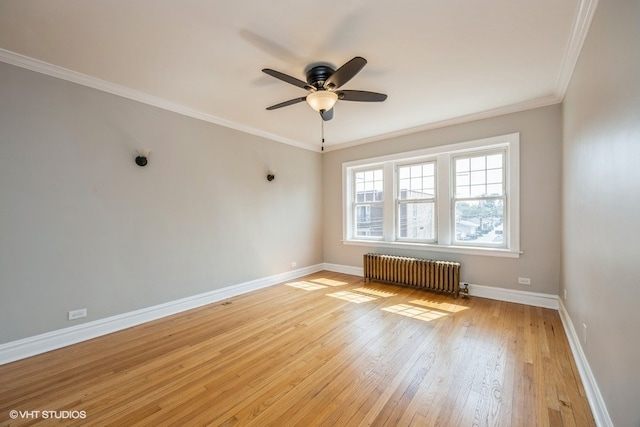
[[0, 0, 596, 151]]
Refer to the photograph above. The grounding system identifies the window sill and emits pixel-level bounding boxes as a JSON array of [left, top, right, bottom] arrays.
[[342, 239, 521, 258]]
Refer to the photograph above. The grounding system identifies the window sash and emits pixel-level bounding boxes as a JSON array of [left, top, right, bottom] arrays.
[[453, 150, 505, 198], [397, 161, 436, 200]]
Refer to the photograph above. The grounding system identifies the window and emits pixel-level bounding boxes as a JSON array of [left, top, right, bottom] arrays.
[[453, 151, 505, 246], [397, 162, 436, 241], [343, 133, 520, 258], [353, 168, 384, 238]]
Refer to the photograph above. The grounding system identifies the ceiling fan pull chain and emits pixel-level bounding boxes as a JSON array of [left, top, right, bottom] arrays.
[[321, 118, 325, 151]]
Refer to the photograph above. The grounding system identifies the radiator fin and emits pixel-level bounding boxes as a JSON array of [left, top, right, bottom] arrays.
[[363, 253, 461, 297]]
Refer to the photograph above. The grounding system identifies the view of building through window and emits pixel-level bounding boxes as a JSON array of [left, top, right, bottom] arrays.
[[354, 169, 383, 237], [454, 152, 505, 244], [398, 163, 435, 240]]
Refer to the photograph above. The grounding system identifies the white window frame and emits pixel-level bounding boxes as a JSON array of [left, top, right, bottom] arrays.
[[351, 166, 384, 240], [342, 133, 520, 258], [452, 148, 507, 248], [396, 160, 437, 243]]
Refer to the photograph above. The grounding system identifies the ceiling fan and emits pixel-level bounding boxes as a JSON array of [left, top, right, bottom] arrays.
[[262, 56, 387, 121]]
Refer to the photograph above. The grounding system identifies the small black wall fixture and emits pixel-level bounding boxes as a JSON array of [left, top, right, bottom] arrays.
[[135, 149, 150, 167], [267, 172, 275, 181]]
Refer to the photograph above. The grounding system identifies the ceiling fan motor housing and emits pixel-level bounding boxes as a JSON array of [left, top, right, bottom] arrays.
[[306, 65, 335, 89]]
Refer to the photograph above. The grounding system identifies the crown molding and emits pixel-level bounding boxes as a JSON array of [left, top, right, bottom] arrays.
[[555, 0, 599, 99], [325, 94, 561, 152], [0, 48, 319, 152]]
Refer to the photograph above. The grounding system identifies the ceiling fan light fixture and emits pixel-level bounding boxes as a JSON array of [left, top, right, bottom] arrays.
[[306, 91, 338, 112]]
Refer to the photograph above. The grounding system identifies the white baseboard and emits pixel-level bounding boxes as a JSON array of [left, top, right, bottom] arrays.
[[557, 299, 613, 427], [323, 263, 364, 277], [468, 283, 559, 309], [0, 264, 323, 365]]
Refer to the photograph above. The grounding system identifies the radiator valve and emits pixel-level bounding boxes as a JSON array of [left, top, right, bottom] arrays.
[[460, 282, 470, 299]]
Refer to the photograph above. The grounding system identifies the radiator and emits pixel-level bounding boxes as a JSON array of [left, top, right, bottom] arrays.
[[363, 253, 461, 297]]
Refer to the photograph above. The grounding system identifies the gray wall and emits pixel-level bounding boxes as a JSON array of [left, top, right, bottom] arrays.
[[0, 62, 323, 343], [323, 105, 563, 295], [562, 1, 640, 426]]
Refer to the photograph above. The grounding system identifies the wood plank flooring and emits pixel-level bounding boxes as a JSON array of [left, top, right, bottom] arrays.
[[0, 271, 595, 426]]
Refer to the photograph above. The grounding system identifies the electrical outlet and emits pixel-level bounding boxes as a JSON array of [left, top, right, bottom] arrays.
[[291, 261, 297, 268], [68, 308, 87, 320], [583, 323, 588, 346], [518, 277, 531, 285]]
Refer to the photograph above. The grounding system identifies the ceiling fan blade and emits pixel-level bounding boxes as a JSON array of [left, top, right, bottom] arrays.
[[262, 68, 314, 91], [323, 56, 367, 89], [338, 90, 387, 102], [320, 108, 334, 121], [266, 97, 307, 110]]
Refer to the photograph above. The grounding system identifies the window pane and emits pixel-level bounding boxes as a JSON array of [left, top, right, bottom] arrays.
[[423, 163, 435, 175], [486, 184, 502, 196], [355, 168, 383, 204], [470, 156, 485, 171], [399, 178, 410, 192], [423, 176, 434, 192], [454, 199, 504, 244], [486, 168, 503, 184], [456, 158, 469, 172], [398, 201, 435, 240], [455, 151, 504, 198], [456, 186, 470, 198], [398, 162, 435, 200], [470, 170, 486, 185], [487, 154, 502, 168], [411, 177, 421, 190], [456, 172, 469, 187], [355, 204, 383, 237], [365, 190, 373, 202], [470, 184, 486, 197], [374, 179, 384, 201]]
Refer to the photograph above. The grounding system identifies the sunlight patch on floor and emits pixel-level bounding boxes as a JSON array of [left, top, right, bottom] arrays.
[[409, 299, 469, 313], [311, 278, 348, 287], [382, 304, 449, 322], [285, 281, 328, 291], [327, 291, 378, 304], [352, 287, 397, 298]]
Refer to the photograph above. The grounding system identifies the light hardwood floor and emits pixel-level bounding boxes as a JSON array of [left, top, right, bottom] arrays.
[[0, 271, 594, 426]]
